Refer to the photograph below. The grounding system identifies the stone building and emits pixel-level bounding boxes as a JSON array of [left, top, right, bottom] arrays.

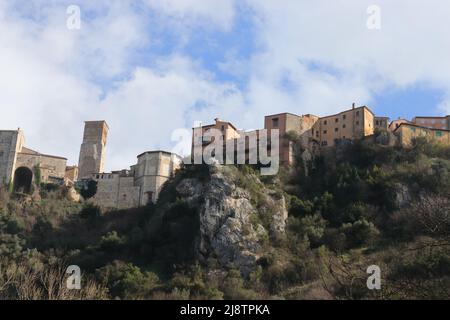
[[0, 128, 67, 192], [90, 151, 182, 209], [78, 121, 109, 180]]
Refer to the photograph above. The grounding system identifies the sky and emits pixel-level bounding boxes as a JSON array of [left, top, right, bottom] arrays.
[[1, 0, 450, 171]]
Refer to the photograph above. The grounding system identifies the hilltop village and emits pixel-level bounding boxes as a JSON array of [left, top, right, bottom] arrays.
[[1, 103, 450, 210]]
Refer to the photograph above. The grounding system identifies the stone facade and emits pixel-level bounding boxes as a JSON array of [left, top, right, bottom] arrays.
[[90, 151, 182, 209], [0, 129, 24, 184], [0, 129, 67, 191], [15, 147, 67, 184], [78, 121, 109, 180]]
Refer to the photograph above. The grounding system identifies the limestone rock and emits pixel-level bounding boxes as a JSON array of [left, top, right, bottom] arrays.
[[169, 165, 288, 275]]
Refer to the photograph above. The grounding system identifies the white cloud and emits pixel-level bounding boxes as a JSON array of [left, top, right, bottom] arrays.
[[244, 0, 450, 113], [3, 0, 450, 173], [147, 0, 235, 31]]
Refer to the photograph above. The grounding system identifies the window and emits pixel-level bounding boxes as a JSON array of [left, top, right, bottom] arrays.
[[335, 118, 339, 123], [335, 128, 338, 132], [221, 125, 225, 131], [356, 121, 360, 125], [324, 120, 328, 125], [343, 115, 346, 120], [321, 141, 328, 146], [0, 151, 3, 158], [323, 130, 327, 134], [343, 136, 346, 139], [356, 111, 360, 116], [272, 118, 279, 128], [436, 131, 443, 137], [376, 120, 379, 126], [343, 124, 346, 129]]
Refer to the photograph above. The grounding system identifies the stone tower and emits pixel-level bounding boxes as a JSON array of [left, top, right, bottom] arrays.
[[78, 121, 109, 180]]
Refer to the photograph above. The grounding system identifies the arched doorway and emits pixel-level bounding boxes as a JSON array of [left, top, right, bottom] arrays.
[[13, 167, 33, 194]]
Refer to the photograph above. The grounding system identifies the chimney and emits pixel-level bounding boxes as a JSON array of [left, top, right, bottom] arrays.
[[214, 118, 220, 123], [352, 102, 356, 109]]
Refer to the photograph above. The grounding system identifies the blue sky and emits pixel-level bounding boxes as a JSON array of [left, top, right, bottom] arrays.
[[2, 0, 450, 170]]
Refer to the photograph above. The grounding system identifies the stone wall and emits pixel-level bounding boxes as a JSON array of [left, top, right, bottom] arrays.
[[78, 121, 109, 179], [15, 152, 67, 184], [91, 172, 140, 209], [0, 130, 24, 184]]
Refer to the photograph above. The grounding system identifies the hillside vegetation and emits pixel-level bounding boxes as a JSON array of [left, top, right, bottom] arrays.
[[0, 137, 449, 300]]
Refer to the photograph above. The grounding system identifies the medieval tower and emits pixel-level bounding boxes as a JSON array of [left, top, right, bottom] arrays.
[[78, 121, 109, 180]]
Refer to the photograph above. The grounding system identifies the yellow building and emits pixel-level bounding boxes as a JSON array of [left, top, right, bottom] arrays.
[[395, 123, 450, 146], [311, 105, 375, 147]]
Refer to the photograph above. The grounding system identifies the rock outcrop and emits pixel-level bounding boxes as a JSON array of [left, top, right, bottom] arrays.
[[173, 164, 288, 275]]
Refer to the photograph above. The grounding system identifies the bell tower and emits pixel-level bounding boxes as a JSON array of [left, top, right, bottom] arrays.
[[78, 121, 109, 180]]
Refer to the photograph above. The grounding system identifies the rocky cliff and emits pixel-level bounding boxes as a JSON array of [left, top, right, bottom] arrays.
[[159, 164, 288, 275]]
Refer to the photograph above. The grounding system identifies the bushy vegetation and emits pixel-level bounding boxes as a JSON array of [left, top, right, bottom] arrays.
[[0, 139, 449, 300]]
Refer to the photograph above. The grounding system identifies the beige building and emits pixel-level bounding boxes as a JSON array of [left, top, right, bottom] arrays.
[[90, 151, 182, 209], [311, 105, 375, 147], [374, 116, 390, 131], [78, 121, 109, 180], [264, 113, 319, 164], [0, 129, 67, 193], [395, 123, 450, 147]]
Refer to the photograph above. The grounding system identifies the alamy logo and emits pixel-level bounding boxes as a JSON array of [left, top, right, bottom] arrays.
[[366, 265, 381, 290], [66, 265, 81, 290], [66, 5, 81, 30], [367, 5, 381, 30]]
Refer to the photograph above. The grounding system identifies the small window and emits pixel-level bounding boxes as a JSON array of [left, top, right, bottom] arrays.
[[221, 125, 225, 131], [343, 124, 346, 129], [356, 121, 360, 125], [272, 118, 279, 128], [324, 120, 328, 125], [0, 151, 3, 158], [323, 130, 327, 134], [335, 118, 339, 123], [343, 136, 346, 139], [356, 111, 360, 116], [343, 115, 346, 120], [376, 120, 379, 126], [335, 128, 338, 132]]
